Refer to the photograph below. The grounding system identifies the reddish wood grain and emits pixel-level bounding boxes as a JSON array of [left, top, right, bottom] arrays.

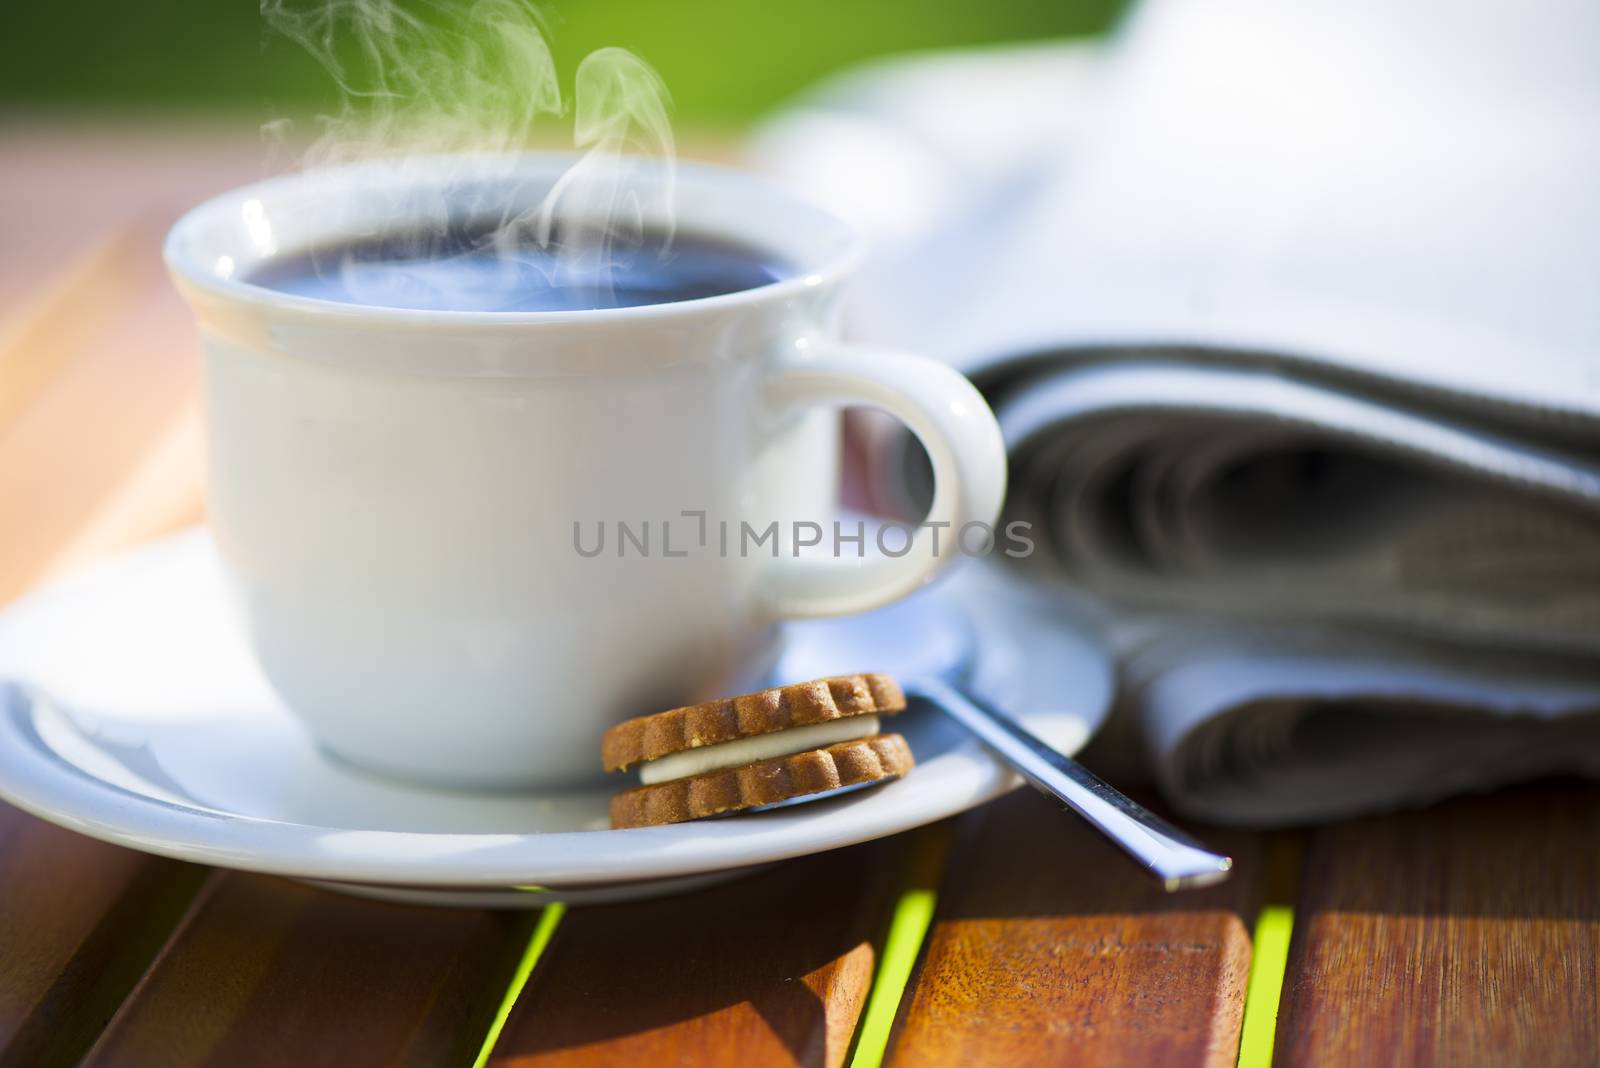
[[0, 127, 544, 1068], [5, 125, 1598, 1068], [80, 873, 537, 1068], [0, 805, 207, 1068], [1276, 781, 1600, 1068], [885, 789, 1261, 1068], [488, 834, 918, 1068], [0, 123, 265, 318], [0, 126, 253, 600], [0, 220, 205, 599], [0, 131, 230, 1068]]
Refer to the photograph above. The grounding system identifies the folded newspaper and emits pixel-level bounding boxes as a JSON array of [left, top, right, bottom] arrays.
[[751, 0, 1600, 824]]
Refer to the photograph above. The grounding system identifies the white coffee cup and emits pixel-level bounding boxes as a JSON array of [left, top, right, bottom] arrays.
[[164, 154, 1006, 789]]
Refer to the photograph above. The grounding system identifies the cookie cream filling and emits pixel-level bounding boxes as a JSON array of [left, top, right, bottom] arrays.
[[637, 716, 881, 785]]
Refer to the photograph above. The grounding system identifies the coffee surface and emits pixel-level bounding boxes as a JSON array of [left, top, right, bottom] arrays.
[[248, 226, 791, 312]]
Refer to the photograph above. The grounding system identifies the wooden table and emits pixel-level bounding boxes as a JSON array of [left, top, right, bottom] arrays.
[[2, 125, 1596, 1068]]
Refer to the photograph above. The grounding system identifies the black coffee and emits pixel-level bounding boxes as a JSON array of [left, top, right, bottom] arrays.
[[248, 224, 792, 313]]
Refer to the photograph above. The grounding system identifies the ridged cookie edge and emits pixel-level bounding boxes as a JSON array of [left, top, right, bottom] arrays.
[[609, 732, 914, 828], [600, 674, 906, 772]]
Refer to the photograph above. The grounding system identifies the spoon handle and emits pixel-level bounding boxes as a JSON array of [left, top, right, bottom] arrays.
[[909, 676, 1232, 891]]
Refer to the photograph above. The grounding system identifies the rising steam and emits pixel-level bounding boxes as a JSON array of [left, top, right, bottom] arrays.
[[534, 48, 676, 292], [260, 0, 677, 307]]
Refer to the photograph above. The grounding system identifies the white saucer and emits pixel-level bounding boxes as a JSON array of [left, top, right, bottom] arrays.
[[0, 532, 1111, 906]]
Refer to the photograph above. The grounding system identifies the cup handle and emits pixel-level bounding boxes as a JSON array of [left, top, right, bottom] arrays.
[[760, 341, 1008, 619]]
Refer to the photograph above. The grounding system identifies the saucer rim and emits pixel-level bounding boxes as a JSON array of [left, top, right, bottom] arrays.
[[0, 532, 1111, 889], [0, 686, 1035, 886]]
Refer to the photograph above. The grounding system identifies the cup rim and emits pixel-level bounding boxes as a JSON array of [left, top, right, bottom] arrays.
[[164, 151, 865, 329]]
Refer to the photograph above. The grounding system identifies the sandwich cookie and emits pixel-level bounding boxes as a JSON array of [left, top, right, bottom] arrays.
[[603, 673, 914, 828]]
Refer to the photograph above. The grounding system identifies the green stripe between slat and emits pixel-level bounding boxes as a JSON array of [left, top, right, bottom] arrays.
[[473, 903, 566, 1068], [1236, 904, 1293, 1068], [847, 886, 938, 1068]]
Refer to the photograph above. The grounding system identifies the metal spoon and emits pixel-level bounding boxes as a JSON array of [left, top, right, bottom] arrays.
[[777, 573, 1232, 891]]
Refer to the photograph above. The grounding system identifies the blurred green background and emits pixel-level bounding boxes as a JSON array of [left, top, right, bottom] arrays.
[[0, 0, 1125, 125]]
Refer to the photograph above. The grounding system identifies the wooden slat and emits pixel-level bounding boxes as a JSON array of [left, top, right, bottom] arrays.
[[487, 834, 919, 1068], [0, 130, 229, 1068], [0, 129, 542, 1067], [1276, 780, 1600, 1068], [0, 220, 205, 598], [885, 789, 1261, 1068], [78, 873, 536, 1068], [0, 123, 265, 317], [0, 806, 207, 1068], [0, 125, 271, 590]]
